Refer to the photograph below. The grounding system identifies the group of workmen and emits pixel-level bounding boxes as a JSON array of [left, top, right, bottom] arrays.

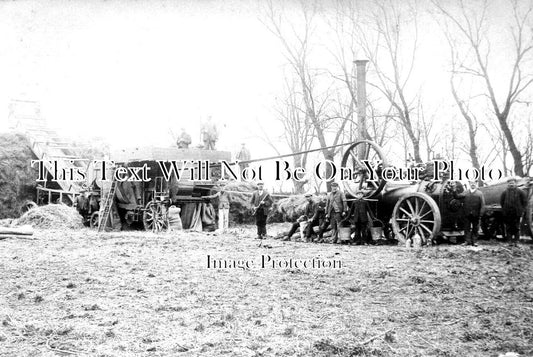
[[175, 116, 219, 150], [247, 177, 528, 246], [460, 177, 527, 247], [250, 181, 376, 245]]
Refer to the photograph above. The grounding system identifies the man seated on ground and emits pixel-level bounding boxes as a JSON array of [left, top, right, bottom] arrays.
[[350, 190, 373, 245], [281, 193, 316, 241], [305, 200, 328, 243]]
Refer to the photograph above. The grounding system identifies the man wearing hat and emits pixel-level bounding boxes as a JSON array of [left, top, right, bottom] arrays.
[[461, 180, 485, 246], [282, 193, 316, 242], [325, 182, 348, 243], [74, 189, 90, 218], [305, 199, 328, 242], [251, 181, 273, 239], [350, 190, 372, 245], [236, 143, 251, 170], [500, 177, 528, 247], [176, 127, 192, 149], [206, 185, 232, 232]]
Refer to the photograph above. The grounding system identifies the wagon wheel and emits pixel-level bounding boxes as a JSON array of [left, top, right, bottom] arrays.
[[89, 211, 100, 228], [341, 140, 388, 199], [392, 192, 441, 244], [142, 202, 169, 233]]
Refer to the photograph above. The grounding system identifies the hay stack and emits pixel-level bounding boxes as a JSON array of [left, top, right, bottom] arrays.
[[210, 181, 286, 224], [16, 204, 84, 229], [277, 194, 328, 221], [0, 133, 38, 218]]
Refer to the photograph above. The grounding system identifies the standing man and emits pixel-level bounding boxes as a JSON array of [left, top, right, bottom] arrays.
[[282, 193, 316, 241], [201, 115, 218, 150], [251, 182, 273, 239], [74, 189, 89, 218], [236, 143, 251, 169], [462, 180, 485, 247], [350, 190, 372, 245], [176, 127, 192, 148], [500, 177, 528, 247], [325, 182, 348, 244], [206, 186, 231, 232]]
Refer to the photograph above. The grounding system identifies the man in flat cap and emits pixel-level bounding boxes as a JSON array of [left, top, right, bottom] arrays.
[[500, 177, 528, 247], [325, 182, 348, 244], [461, 180, 485, 247], [282, 192, 316, 242], [251, 181, 273, 239]]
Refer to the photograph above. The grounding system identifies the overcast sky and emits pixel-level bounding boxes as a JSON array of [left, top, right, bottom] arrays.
[[0, 0, 287, 153]]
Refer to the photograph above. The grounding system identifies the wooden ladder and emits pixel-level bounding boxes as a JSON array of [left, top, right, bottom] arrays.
[[98, 176, 118, 232]]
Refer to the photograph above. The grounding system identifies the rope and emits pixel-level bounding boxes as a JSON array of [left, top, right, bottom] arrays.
[[206, 189, 291, 198], [210, 141, 359, 167]]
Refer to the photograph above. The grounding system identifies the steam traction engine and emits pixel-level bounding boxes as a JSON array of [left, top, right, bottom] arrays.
[[340, 140, 533, 243]]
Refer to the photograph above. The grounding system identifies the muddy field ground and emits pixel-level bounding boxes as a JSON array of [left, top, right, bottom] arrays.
[[1, 225, 532, 357]]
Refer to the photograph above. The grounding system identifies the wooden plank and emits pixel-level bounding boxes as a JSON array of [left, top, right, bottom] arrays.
[[0, 226, 34, 236]]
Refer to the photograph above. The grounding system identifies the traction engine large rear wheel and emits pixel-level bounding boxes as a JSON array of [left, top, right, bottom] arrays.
[[392, 192, 441, 244], [340, 140, 388, 199]]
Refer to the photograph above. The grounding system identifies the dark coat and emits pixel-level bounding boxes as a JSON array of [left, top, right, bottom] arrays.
[[251, 190, 272, 217], [463, 189, 485, 217], [326, 190, 348, 215], [303, 201, 317, 220], [350, 199, 370, 223], [310, 202, 326, 222], [500, 187, 528, 217]]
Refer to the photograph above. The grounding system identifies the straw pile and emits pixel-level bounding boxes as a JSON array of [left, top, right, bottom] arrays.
[[16, 204, 84, 229], [0, 133, 38, 218], [277, 194, 327, 221]]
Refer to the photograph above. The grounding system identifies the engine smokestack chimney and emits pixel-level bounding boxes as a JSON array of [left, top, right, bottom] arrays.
[[355, 60, 368, 142]]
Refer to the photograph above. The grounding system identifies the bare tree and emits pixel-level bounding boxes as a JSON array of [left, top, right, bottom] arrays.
[[417, 101, 439, 162], [327, 0, 398, 147], [523, 114, 533, 175], [434, 0, 533, 176], [262, 0, 352, 188], [274, 77, 315, 193], [353, 0, 424, 162]]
